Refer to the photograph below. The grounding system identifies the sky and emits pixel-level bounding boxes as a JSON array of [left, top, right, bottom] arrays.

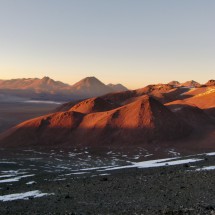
[[0, 0, 214, 89]]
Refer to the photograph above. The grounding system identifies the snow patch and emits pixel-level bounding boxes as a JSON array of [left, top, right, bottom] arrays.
[[0, 190, 53, 202], [0, 174, 35, 183], [103, 158, 203, 171], [168, 149, 180, 156], [26, 181, 36, 185], [0, 161, 17, 164], [205, 152, 215, 156], [196, 166, 215, 171]]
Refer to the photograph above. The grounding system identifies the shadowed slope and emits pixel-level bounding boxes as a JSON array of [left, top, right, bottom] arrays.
[[69, 97, 117, 114], [168, 105, 215, 127]]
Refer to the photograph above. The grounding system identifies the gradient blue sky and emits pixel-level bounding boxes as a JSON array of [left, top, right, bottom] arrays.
[[0, 0, 214, 88]]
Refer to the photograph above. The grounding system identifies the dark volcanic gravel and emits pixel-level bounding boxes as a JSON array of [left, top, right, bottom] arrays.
[[1, 150, 215, 214]]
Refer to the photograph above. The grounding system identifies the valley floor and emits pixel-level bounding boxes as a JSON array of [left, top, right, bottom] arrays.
[[0, 102, 60, 133]]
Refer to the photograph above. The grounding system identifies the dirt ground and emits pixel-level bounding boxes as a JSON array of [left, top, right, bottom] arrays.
[[0, 149, 215, 215]]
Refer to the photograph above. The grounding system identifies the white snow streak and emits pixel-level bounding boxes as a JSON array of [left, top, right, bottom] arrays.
[[0, 190, 53, 202]]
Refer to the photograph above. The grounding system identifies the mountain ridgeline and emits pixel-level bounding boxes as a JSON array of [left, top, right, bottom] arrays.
[[0, 76, 128, 101], [0, 95, 191, 147]]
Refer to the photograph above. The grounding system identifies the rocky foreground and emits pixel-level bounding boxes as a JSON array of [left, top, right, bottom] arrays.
[[1, 149, 215, 214]]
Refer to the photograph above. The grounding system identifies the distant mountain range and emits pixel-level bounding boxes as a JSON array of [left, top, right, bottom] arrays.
[[0, 78, 214, 152], [0, 76, 128, 101], [0, 76, 213, 103], [167, 80, 212, 88]]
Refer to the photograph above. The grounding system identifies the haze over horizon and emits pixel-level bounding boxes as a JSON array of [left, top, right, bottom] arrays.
[[0, 1, 214, 89]]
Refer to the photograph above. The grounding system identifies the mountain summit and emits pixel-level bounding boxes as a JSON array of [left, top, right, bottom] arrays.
[[107, 83, 128, 92], [70, 77, 113, 98], [181, 80, 201, 88], [205, 79, 215, 86], [168, 81, 180, 87]]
